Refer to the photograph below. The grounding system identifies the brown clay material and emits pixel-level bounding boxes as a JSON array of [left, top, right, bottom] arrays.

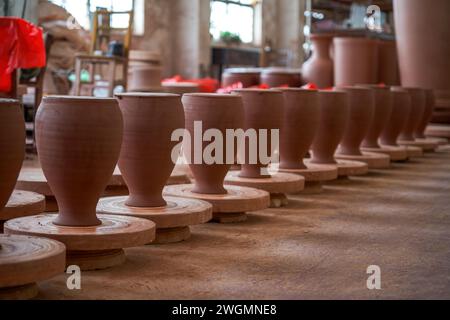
[[162, 82, 199, 95], [222, 68, 261, 88], [380, 87, 411, 146], [335, 152, 390, 169], [335, 159, 369, 177], [260, 69, 302, 88], [398, 88, 426, 142], [425, 124, 450, 139], [302, 34, 334, 89], [0, 190, 45, 221], [377, 40, 400, 86], [128, 66, 162, 92], [415, 89, 435, 139]]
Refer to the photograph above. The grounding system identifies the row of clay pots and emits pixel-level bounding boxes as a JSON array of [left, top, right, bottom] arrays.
[[221, 68, 303, 88]]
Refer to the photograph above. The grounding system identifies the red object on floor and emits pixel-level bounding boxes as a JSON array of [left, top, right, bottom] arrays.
[[162, 75, 219, 93], [0, 17, 46, 93]]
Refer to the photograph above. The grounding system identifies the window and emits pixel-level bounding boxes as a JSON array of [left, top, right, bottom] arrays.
[[49, 0, 144, 35], [210, 0, 256, 44]]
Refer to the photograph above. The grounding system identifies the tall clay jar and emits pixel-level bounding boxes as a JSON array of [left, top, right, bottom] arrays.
[[36, 96, 123, 226], [278, 89, 319, 169], [182, 94, 244, 194], [415, 89, 435, 139], [380, 87, 411, 146], [232, 89, 284, 178], [333, 37, 378, 86], [337, 87, 374, 155], [377, 40, 400, 86], [398, 88, 426, 141], [0, 99, 25, 210], [302, 34, 334, 89], [310, 90, 348, 164], [115, 93, 184, 207]]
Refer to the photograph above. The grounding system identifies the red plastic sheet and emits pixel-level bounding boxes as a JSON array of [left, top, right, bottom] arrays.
[[0, 17, 46, 93], [162, 75, 219, 93]]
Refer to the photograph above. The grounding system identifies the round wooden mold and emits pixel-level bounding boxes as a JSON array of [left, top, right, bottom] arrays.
[[425, 124, 450, 139], [398, 139, 437, 152], [0, 234, 65, 300], [1, 190, 45, 226], [335, 151, 391, 169], [335, 159, 369, 177], [4, 214, 155, 271], [418, 137, 447, 146], [163, 184, 270, 224], [97, 196, 212, 244], [223, 171, 304, 208], [365, 145, 409, 161]]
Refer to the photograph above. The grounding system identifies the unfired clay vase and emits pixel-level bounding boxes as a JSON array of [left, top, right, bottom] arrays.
[[222, 68, 261, 88], [359, 85, 392, 149], [310, 90, 348, 164], [333, 37, 378, 86], [36, 96, 123, 226], [128, 66, 162, 92], [260, 68, 302, 88], [415, 89, 435, 139], [377, 40, 400, 86], [182, 93, 244, 194], [398, 88, 426, 141], [380, 87, 411, 146], [232, 89, 283, 178], [0, 99, 25, 211], [115, 93, 184, 207], [278, 89, 319, 169], [337, 87, 374, 155], [302, 34, 334, 89]]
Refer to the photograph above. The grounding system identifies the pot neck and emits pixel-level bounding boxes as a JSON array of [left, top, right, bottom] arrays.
[[310, 37, 331, 59]]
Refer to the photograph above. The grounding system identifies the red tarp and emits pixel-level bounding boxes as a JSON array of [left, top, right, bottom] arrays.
[[0, 17, 46, 93]]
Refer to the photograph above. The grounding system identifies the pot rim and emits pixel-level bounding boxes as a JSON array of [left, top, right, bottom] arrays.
[[232, 88, 283, 94], [115, 92, 180, 98], [43, 95, 117, 103], [275, 88, 318, 93], [183, 93, 241, 99]]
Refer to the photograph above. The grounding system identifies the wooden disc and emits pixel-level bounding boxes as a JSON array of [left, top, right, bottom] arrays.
[[4, 214, 155, 251], [416, 137, 448, 146], [271, 161, 338, 182], [425, 124, 450, 138], [212, 212, 247, 224], [96, 196, 212, 229], [66, 249, 125, 271], [398, 139, 437, 152], [335, 151, 390, 169], [224, 171, 304, 194], [154, 226, 191, 244], [0, 234, 65, 290], [367, 145, 409, 161], [1, 190, 45, 221], [336, 160, 369, 177], [405, 146, 424, 157], [163, 184, 270, 213]]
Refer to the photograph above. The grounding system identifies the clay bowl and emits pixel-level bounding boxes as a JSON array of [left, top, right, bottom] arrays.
[[380, 87, 411, 146], [337, 87, 374, 155], [358, 85, 392, 149], [310, 90, 349, 164], [231, 89, 284, 178], [115, 93, 184, 207], [182, 93, 244, 194], [278, 88, 319, 169], [260, 68, 302, 88], [36, 96, 123, 227], [222, 68, 261, 88], [398, 88, 426, 141], [415, 89, 435, 139], [0, 99, 25, 210]]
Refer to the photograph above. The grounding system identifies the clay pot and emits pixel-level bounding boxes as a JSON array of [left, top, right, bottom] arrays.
[[260, 68, 302, 88], [398, 88, 426, 141], [415, 89, 435, 139], [232, 89, 283, 178], [278, 89, 319, 169], [333, 37, 378, 86], [0, 99, 25, 211], [35, 96, 123, 227], [182, 93, 244, 194], [222, 68, 261, 88], [115, 93, 184, 207], [310, 90, 348, 164], [128, 66, 162, 92], [379, 87, 411, 146], [377, 40, 400, 86], [359, 85, 392, 149], [162, 82, 199, 94], [337, 87, 374, 155], [302, 34, 334, 89]]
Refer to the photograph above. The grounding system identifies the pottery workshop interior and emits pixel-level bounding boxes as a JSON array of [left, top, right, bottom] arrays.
[[0, 0, 450, 305]]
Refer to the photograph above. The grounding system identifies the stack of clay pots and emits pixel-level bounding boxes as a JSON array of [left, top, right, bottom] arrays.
[[221, 68, 261, 88], [128, 50, 163, 92]]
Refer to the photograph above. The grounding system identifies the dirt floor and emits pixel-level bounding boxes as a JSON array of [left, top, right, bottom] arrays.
[[35, 146, 450, 300]]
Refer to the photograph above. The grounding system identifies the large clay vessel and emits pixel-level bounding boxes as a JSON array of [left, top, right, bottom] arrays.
[[260, 68, 302, 88], [278, 89, 319, 169], [359, 85, 392, 148], [232, 89, 283, 178], [310, 91, 348, 164], [182, 94, 244, 194], [0, 99, 25, 210], [377, 40, 400, 86], [222, 68, 261, 88], [398, 88, 425, 141], [415, 89, 435, 139], [36, 96, 123, 226], [115, 93, 184, 207], [302, 34, 333, 89], [333, 37, 378, 86], [337, 87, 374, 155], [128, 66, 162, 92], [380, 87, 411, 146]]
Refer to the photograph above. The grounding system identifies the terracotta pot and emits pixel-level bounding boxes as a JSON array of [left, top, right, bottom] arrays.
[[333, 37, 378, 86], [36, 96, 123, 227], [232, 89, 283, 178], [310, 90, 348, 164], [379, 87, 411, 146], [415, 89, 435, 139], [377, 40, 400, 86], [260, 68, 302, 88], [0, 99, 25, 211], [222, 68, 261, 88], [302, 34, 334, 89], [337, 87, 374, 155], [115, 93, 184, 207], [359, 85, 392, 148], [398, 88, 426, 141], [182, 93, 244, 194], [128, 66, 162, 92], [278, 89, 319, 169]]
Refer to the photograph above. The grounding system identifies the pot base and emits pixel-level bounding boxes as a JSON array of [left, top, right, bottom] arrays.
[[0, 190, 45, 224], [425, 124, 450, 139], [335, 151, 391, 169], [4, 214, 155, 270], [163, 184, 270, 223], [416, 137, 448, 146], [96, 196, 212, 244], [398, 140, 437, 152], [336, 160, 369, 177], [405, 146, 424, 158], [364, 145, 409, 161]]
